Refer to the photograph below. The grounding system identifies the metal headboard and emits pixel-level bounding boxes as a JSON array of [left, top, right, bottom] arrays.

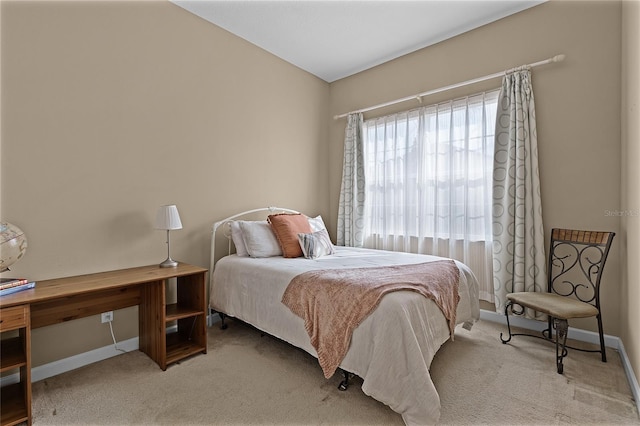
[[208, 206, 300, 292]]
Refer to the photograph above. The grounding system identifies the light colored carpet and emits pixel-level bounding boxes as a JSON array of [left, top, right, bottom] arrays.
[[31, 319, 639, 425]]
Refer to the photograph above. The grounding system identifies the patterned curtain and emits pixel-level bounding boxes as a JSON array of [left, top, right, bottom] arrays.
[[492, 67, 547, 317], [337, 113, 365, 247]]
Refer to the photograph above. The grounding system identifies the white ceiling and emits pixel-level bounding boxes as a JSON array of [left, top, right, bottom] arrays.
[[172, 0, 544, 83]]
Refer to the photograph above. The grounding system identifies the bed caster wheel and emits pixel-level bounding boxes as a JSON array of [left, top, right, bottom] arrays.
[[218, 313, 228, 330], [338, 370, 351, 391], [557, 363, 563, 374]]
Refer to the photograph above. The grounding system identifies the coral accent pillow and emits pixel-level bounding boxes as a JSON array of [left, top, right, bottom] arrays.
[[268, 213, 312, 258]]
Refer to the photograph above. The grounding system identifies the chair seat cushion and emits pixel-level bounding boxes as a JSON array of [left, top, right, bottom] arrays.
[[507, 292, 599, 319]]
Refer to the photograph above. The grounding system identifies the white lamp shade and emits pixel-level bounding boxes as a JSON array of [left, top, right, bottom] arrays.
[[155, 205, 183, 230]]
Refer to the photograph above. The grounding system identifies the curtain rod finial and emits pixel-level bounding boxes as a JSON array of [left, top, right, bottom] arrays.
[[553, 54, 566, 63]]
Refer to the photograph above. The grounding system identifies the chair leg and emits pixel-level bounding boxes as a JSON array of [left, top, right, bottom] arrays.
[[555, 318, 569, 374], [542, 315, 553, 340], [596, 313, 607, 363], [500, 300, 514, 344]]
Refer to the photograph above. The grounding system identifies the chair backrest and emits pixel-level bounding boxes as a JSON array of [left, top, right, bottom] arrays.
[[548, 229, 615, 310]]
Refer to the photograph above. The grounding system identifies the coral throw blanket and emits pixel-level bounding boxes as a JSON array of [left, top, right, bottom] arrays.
[[281, 260, 460, 378]]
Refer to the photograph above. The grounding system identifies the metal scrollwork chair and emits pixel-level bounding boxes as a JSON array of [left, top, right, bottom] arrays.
[[500, 228, 615, 374]]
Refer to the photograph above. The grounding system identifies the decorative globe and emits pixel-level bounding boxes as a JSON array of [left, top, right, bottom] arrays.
[[0, 222, 28, 272]]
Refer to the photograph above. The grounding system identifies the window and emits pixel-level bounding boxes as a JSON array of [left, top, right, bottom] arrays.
[[362, 90, 499, 301]]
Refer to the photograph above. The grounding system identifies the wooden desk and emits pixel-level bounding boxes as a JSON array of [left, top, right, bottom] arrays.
[[0, 263, 208, 426]]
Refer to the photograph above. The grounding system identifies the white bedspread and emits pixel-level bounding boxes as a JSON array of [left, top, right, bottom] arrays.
[[210, 246, 480, 425]]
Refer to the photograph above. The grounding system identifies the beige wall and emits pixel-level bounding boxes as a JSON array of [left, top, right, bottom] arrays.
[[622, 0, 640, 391], [1, 1, 329, 366], [330, 0, 622, 335]]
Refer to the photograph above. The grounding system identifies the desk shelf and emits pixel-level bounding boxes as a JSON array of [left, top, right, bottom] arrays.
[[0, 337, 27, 372], [166, 303, 202, 321], [139, 267, 207, 371], [165, 303, 207, 366], [166, 331, 206, 365], [0, 305, 31, 426], [0, 383, 29, 426]]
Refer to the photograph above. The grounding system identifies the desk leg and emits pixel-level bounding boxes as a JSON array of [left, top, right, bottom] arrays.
[[139, 279, 167, 370]]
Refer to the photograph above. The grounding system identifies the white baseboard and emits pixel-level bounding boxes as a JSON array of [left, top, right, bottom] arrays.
[[481, 309, 640, 408], [619, 338, 640, 409], [1, 336, 140, 387], [32, 337, 140, 383]]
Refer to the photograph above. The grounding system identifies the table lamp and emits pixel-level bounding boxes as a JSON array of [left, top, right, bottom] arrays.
[[155, 205, 182, 268]]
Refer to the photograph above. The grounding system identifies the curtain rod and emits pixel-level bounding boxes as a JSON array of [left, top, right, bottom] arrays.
[[333, 54, 566, 120]]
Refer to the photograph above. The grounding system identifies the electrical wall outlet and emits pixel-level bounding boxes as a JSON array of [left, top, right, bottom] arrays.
[[101, 311, 113, 323]]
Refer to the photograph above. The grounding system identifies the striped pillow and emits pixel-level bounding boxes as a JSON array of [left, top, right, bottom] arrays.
[[297, 229, 335, 259]]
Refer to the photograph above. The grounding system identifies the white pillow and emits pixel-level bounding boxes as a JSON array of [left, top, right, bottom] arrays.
[[297, 229, 335, 259], [239, 220, 282, 258], [307, 215, 328, 232], [230, 221, 248, 257]]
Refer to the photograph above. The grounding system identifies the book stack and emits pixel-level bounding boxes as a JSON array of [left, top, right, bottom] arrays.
[[0, 277, 36, 296]]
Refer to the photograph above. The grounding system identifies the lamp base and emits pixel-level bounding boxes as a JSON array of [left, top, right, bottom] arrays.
[[159, 258, 178, 268]]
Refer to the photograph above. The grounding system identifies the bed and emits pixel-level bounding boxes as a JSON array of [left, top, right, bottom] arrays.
[[208, 207, 480, 425]]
